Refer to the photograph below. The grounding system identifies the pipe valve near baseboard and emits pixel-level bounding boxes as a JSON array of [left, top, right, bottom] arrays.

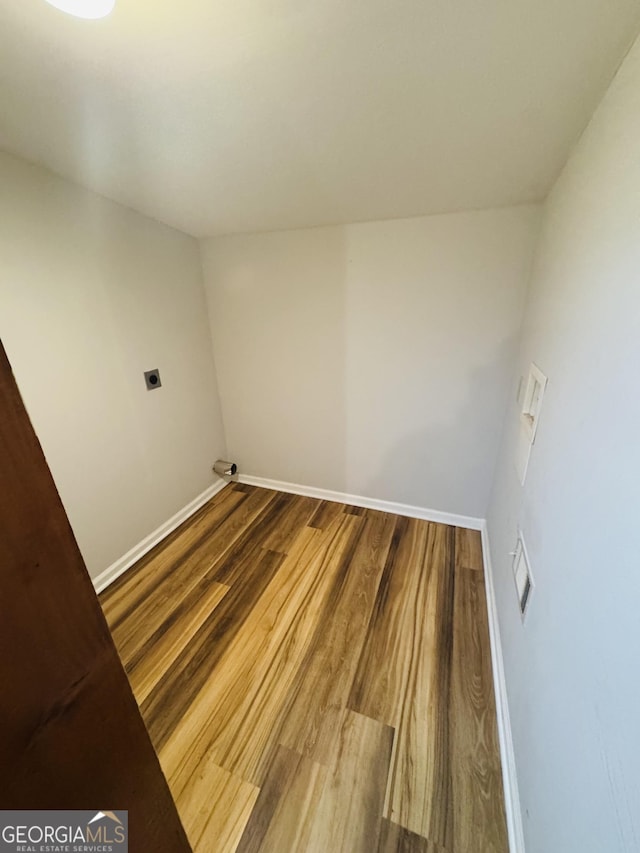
[[213, 459, 238, 478]]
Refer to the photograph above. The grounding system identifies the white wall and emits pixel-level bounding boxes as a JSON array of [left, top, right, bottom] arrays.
[[201, 206, 540, 518], [0, 151, 227, 580], [487, 34, 640, 853]]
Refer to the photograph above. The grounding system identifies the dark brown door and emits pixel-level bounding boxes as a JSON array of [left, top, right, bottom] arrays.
[[0, 340, 191, 852]]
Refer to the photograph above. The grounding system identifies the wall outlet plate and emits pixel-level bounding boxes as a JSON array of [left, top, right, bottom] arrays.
[[513, 532, 534, 621], [144, 369, 162, 390]]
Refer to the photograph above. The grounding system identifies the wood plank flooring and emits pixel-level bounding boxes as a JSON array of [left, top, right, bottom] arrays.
[[100, 484, 508, 853]]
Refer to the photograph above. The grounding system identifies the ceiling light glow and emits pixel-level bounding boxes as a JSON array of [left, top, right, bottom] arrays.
[[44, 0, 115, 19]]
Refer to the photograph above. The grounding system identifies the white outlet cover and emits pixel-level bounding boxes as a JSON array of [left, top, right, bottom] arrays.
[[513, 533, 533, 619]]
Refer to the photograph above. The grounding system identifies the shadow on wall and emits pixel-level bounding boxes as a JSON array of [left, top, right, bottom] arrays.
[[360, 337, 518, 518]]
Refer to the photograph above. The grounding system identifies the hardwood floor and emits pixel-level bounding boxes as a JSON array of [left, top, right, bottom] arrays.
[[100, 484, 508, 853]]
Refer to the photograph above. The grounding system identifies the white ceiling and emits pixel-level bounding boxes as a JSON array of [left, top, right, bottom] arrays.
[[1, 1, 639, 237]]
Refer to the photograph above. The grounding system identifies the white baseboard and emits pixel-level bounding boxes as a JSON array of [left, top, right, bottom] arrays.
[[481, 521, 525, 853], [236, 474, 484, 530], [93, 478, 228, 594]]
